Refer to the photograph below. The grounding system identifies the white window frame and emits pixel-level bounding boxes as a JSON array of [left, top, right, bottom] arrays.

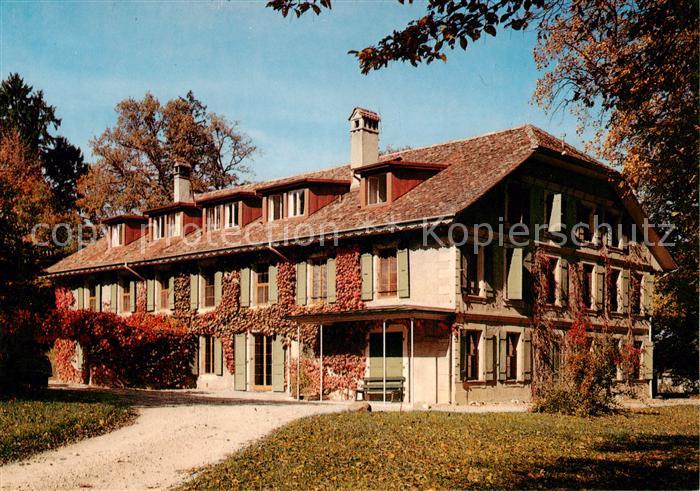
[[581, 262, 596, 310], [288, 189, 305, 217], [206, 206, 221, 231], [152, 214, 173, 240], [367, 174, 388, 205], [156, 274, 171, 312], [110, 223, 124, 247], [608, 267, 623, 313], [225, 202, 240, 228], [268, 194, 284, 221], [461, 245, 486, 298], [118, 280, 131, 315]]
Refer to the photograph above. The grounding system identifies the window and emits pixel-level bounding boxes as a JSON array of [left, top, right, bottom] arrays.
[[608, 268, 621, 313], [288, 190, 305, 217], [581, 264, 594, 309], [225, 202, 239, 228], [460, 330, 480, 381], [255, 265, 269, 305], [545, 257, 559, 305], [268, 194, 284, 221], [88, 284, 98, 311], [630, 272, 642, 315], [506, 333, 519, 380], [575, 203, 595, 242], [506, 182, 530, 225], [121, 281, 131, 313], [158, 275, 170, 310], [309, 260, 327, 304], [110, 224, 124, 247], [631, 340, 642, 379], [202, 336, 215, 374], [367, 174, 388, 205], [203, 273, 216, 308], [377, 250, 397, 297], [206, 206, 221, 231], [153, 214, 174, 240], [460, 246, 483, 297]]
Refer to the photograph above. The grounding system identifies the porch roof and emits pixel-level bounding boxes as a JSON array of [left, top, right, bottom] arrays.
[[286, 305, 455, 324]]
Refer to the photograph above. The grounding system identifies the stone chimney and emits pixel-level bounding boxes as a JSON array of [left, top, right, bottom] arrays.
[[173, 162, 193, 203], [349, 107, 380, 188]]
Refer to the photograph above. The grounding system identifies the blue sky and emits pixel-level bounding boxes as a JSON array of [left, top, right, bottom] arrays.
[[1, 1, 588, 181]]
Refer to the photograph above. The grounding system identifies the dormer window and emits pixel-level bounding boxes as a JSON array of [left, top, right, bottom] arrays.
[[153, 214, 174, 240], [367, 174, 387, 205], [288, 190, 305, 217], [225, 202, 240, 228], [110, 223, 124, 247], [268, 194, 284, 221], [206, 206, 221, 231]]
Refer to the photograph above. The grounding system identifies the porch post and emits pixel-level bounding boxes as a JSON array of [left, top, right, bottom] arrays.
[[410, 318, 414, 404], [296, 324, 301, 401], [319, 324, 324, 402], [382, 320, 386, 404]]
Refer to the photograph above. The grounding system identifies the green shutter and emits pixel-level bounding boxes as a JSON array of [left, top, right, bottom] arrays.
[[506, 248, 523, 300], [642, 273, 654, 315], [199, 336, 207, 374], [595, 264, 605, 311], [129, 281, 136, 312], [621, 269, 630, 313], [361, 253, 373, 301], [214, 337, 223, 376], [484, 332, 496, 381], [522, 330, 532, 381], [326, 257, 336, 303], [642, 341, 654, 379], [190, 273, 199, 311], [240, 268, 250, 308], [95, 284, 102, 312], [497, 330, 507, 381], [214, 270, 223, 306], [77, 287, 84, 310], [234, 333, 247, 390], [559, 258, 569, 307], [110, 283, 118, 313], [272, 336, 285, 392], [190, 338, 199, 375], [269, 264, 278, 304], [549, 193, 562, 232], [397, 248, 410, 298], [168, 276, 175, 309], [295, 262, 307, 305], [146, 278, 155, 312]]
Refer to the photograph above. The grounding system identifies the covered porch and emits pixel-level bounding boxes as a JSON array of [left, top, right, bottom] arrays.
[[288, 306, 455, 405]]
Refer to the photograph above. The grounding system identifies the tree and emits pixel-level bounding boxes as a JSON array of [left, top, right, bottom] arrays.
[[79, 92, 256, 221], [0, 73, 87, 215], [267, 0, 698, 387]]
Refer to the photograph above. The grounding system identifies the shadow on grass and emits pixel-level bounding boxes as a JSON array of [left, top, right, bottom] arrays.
[[511, 433, 699, 490]]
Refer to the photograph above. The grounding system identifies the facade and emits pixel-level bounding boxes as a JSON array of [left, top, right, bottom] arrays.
[[46, 108, 676, 404]]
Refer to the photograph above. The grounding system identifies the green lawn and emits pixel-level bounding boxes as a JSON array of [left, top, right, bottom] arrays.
[[183, 405, 699, 490], [0, 389, 136, 464]]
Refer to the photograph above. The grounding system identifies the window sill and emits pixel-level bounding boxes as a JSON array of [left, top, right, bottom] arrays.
[[462, 294, 490, 304]]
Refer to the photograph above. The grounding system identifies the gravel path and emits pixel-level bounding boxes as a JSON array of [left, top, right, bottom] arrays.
[[0, 389, 344, 490]]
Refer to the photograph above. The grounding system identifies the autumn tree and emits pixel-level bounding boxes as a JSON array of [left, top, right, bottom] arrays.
[[79, 92, 256, 221], [268, 0, 698, 387]]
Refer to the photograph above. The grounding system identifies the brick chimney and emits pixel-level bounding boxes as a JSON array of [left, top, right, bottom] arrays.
[[349, 107, 380, 189], [173, 162, 193, 202]]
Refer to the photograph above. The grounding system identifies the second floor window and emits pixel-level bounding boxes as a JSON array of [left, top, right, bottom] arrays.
[[506, 333, 519, 380], [203, 273, 216, 308], [631, 272, 642, 314], [545, 257, 559, 305], [461, 330, 480, 381], [506, 181, 530, 225], [110, 224, 124, 247], [309, 260, 327, 304], [255, 265, 269, 305], [225, 202, 239, 228], [268, 194, 284, 221], [608, 268, 621, 313], [153, 214, 174, 240], [206, 206, 221, 231], [581, 263, 594, 309], [575, 203, 596, 243], [367, 174, 387, 205], [288, 190, 305, 217], [460, 246, 483, 297], [377, 250, 397, 298]]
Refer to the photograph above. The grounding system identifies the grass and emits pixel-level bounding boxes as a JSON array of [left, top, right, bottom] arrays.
[[0, 388, 136, 464], [182, 405, 699, 490]]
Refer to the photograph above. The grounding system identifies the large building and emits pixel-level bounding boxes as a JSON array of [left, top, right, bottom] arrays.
[[46, 108, 675, 404]]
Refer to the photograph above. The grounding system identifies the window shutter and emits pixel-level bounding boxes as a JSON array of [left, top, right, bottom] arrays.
[[190, 273, 199, 311], [77, 287, 84, 310], [642, 341, 654, 380], [198, 336, 207, 374], [595, 264, 605, 311], [129, 281, 136, 312], [549, 193, 563, 232], [484, 332, 496, 381], [214, 337, 223, 376], [214, 270, 223, 306], [168, 276, 175, 309], [95, 284, 102, 312], [240, 268, 251, 308], [269, 264, 278, 304], [522, 330, 532, 381], [146, 279, 155, 312], [361, 253, 373, 301], [397, 248, 410, 298], [498, 330, 507, 381], [459, 331, 467, 380], [110, 283, 118, 313], [272, 336, 285, 392], [295, 262, 307, 305], [190, 339, 199, 376], [559, 258, 569, 307], [326, 257, 336, 303], [621, 269, 630, 313], [506, 248, 523, 300], [484, 246, 495, 298], [234, 333, 247, 390], [642, 273, 654, 315]]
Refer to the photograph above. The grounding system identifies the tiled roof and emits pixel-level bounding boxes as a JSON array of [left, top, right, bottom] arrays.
[[46, 125, 615, 276]]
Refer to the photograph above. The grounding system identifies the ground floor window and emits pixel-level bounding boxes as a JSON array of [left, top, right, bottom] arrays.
[[202, 336, 215, 374], [254, 334, 273, 388], [506, 333, 519, 380], [460, 330, 480, 381]]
